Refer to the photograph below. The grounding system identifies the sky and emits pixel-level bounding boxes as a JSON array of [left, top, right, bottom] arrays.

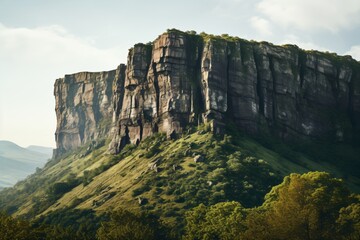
[[0, 0, 360, 148]]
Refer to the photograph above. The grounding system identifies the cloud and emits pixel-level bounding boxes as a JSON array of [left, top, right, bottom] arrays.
[[345, 45, 360, 61], [0, 23, 125, 72], [256, 0, 360, 32], [250, 16, 273, 36], [0, 23, 125, 147]]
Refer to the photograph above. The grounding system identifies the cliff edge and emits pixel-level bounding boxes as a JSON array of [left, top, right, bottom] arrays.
[[54, 30, 360, 157]]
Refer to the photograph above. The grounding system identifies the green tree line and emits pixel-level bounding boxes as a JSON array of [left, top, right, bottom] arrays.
[[1, 172, 359, 240], [184, 172, 360, 240]]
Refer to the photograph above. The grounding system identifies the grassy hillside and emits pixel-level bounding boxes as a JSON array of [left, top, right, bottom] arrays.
[[0, 124, 359, 231]]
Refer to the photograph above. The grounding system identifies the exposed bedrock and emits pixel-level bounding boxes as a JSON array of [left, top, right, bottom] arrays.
[[54, 30, 360, 156], [54, 69, 121, 157]]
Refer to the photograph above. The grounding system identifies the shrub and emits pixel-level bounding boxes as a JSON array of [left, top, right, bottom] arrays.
[[132, 184, 151, 197], [47, 182, 73, 198], [97, 209, 169, 240]]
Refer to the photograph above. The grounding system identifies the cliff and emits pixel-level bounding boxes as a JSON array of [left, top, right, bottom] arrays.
[[54, 68, 122, 157], [54, 30, 360, 156]]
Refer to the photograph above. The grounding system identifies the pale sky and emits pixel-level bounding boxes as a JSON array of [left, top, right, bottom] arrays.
[[0, 0, 360, 148]]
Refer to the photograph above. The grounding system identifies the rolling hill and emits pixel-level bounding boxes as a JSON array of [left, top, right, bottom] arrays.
[[0, 141, 52, 189], [0, 125, 358, 227]]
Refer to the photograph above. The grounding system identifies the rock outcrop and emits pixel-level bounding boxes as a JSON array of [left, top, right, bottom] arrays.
[[54, 68, 123, 157], [54, 30, 360, 157]]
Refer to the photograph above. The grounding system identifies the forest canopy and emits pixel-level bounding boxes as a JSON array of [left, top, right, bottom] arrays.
[[1, 172, 359, 240]]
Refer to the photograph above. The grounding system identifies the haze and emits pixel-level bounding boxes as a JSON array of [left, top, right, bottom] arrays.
[[1, 0, 360, 148]]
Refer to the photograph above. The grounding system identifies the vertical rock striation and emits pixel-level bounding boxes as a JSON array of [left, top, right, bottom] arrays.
[[54, 69, 121, 157], [54, 30, 360, 156]]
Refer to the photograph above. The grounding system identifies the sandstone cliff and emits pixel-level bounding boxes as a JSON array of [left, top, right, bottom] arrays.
[[54, 30, 360, 156], [54, 68, 122, 157]]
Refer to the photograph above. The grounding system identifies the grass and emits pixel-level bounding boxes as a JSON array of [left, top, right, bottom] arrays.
[[0, 124, 359, 229]]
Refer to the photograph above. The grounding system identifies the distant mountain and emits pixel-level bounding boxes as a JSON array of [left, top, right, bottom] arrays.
[[27, 145, 53, 157], [0, 141, 52, 189]]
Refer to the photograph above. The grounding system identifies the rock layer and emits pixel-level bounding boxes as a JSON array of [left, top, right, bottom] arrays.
[[54, 69, 121, 157], [54, 30, 360, 156]]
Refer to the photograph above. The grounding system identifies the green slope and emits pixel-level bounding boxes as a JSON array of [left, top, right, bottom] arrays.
[[0, 125, 358, 229]]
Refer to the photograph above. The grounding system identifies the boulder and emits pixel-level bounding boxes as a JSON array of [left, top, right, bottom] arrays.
[[194, 155, 204, 163]]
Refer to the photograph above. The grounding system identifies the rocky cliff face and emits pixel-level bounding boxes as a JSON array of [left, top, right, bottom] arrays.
[[54, 68, 122, 157], [54, 30, 360, 156]]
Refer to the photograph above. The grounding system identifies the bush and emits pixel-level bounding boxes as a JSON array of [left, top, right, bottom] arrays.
[[188, 163, 196, 168], [132, 184, 151, 197], [47, 182, 73, 198], [183, 202, 247, 240], [184, 172, 360, 240], [97, 209, 169, 240], [0, 212, 41, 240]]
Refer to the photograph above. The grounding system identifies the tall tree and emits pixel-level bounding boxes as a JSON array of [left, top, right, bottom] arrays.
[[0, 212, 40, 240], [244, 172, 359, 240], [184, 201, 247, 240], [96, 209, 168, 240]]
